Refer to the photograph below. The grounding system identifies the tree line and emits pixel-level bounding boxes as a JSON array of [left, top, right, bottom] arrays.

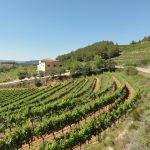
[[56, 41, 119, 76], [131, 36, 150, 44], [57, 41, 120, 62]]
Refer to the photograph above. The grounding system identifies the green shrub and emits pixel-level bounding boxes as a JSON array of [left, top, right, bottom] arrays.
[[39, 71, 45, 77], [140, 59, 150, 66], [132, 110, 141, 121], [35, 79, 42, 87], [125, 67, 138, 76], [103, 136, 114, 146], [128, 124, 138, 130], [18, 71, 28, 80]]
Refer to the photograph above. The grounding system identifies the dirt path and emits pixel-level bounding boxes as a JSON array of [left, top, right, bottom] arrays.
[[93, 77, 100, 92], [115, 65, 150, 74], [115, 129, 128, 140], [0, 76, 49, 86], [136, 67, 150, 74], [125, 82, 135, 98], [112, 76, 121, 89], [0, 73, 71, 86]]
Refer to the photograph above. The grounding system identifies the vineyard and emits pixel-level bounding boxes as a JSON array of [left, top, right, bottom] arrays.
[[113, 42, 150, 66], [0, 73, 140, 150]]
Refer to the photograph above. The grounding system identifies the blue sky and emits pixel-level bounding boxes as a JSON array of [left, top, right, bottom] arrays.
[[0, 0, 150, 60]]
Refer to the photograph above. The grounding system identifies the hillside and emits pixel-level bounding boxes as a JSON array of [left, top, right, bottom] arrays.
[[57, 40, 150, 68], [113, 42, 150, 66], [0, 39, 150, 150], [84, 73, 150, 150], [57, 41, 120, 62]]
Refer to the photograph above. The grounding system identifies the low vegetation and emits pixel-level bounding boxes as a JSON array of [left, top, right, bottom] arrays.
[[0, 65, 36, 83], [124, 66, 138, 76], [84, 72, 150, 150], [0, 36, 149, 150], [0, 73, 140, 150], [113, 41, 150, 66], [57, 41, 119, 75]]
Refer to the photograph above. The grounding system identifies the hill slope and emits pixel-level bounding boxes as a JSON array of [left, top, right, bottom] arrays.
[[113, 42, 150, 66], [57, 40, 150, 67], [57, 41, 120, 62]]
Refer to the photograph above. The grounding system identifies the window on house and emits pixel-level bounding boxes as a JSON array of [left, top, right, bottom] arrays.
[[54, 65, 56, 67], [47, 65, 50, 67], [59, 65, 62, 67]]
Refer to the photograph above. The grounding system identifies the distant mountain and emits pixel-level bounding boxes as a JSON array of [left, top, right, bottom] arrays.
[[0, 60, 16, 64], [17, 60, 39, 65], [0, 60, 39, 65]]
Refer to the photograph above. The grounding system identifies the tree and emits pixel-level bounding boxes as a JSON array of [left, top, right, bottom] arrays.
[[35, 79, 42, 87], [70, 60, 82, 75], [141, 36, 150, 42], [130, 40, 137, 45], [18, 71, 28, 80], [93, 55, 104, 71], [0, 139, 8, 150], [82, 62, 92, 75], [105, 60, 116, 72], [56, 67, 66, 75], [57, 41, 120, 62], [39, 71, 45, 77]]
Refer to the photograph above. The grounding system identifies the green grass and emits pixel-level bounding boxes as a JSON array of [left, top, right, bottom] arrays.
[[0, 65, 36, 83], [113, 42, 150, 66]]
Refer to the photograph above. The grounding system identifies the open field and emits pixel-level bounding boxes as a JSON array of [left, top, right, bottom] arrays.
[[113, 42, 150, 66], [0, 65, 36, 83], [0, 73, 140, 150]]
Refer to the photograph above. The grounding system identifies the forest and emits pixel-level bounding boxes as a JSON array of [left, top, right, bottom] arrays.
[[57, 41, 120, 62]]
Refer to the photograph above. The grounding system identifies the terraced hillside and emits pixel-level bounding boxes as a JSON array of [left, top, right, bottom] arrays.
[[0, 74, 140, 150], [113, 42, 150, 66]]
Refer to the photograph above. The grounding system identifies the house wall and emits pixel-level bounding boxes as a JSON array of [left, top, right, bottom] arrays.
[[37, 60, 63, 75], [44, 61, 63, 74], [37, 61, 45, 72]]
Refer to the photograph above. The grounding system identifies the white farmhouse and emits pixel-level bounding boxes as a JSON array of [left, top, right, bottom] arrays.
[[37, 59, 63, 75]]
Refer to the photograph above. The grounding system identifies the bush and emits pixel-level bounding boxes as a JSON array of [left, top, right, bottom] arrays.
[[125, 67, 138, 76], [140, 59, 150, 66], [128, 124, 138, 130], [18, 71, 28, 80], [103, 136, 114, 146], [39, 71, 44, 77], [35, 79, 42, 87], [132, 110, 141, 121], [130, 40, 137, 45]]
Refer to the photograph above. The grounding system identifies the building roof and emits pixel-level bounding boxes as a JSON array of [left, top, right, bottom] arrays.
[[41, 58, 59, 62]]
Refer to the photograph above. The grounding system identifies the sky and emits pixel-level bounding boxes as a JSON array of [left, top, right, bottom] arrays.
[[0, 0, 150, 61]]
